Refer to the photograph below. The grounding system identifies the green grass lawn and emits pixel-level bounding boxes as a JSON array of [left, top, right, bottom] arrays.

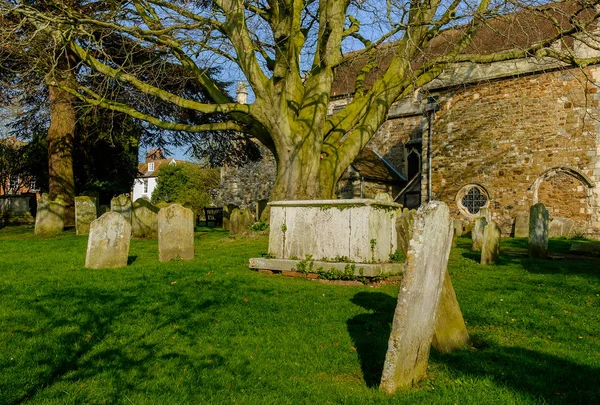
[[1, 226, 599, 404]]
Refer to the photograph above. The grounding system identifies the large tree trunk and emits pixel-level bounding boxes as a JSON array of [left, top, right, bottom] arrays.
[[270, 142, 339, 201], [47, 77, 76, 226]]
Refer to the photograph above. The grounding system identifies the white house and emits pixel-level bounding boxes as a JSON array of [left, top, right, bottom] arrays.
[[132, 149, 180, 201]]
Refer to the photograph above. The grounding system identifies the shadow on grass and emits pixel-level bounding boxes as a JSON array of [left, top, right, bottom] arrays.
[[6, 279, 229, 404], [127, 255, 138, 265], [434, 341, 600, 403], [347, 292, 600, 402], [347, 292, 396, 387]]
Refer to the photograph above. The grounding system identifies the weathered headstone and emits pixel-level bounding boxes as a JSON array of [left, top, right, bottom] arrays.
[[158, 204, 194, 261], [454, 219, 464, 238], [380, 201, 457, 393], [514, 212, 529, 238], [431, 270, 470, 354], [528, 203, 549, 259], [480, 221, 501, 265], [471, 217, 487, 251], [98, 205, 110, 216], [111, 194, 132, 224], [256, 199, 269, 222], [0, 195, 34, 225], [75, 196, 97, 236], [222, 204, 237, 231], [85, 212, 131, 268], [132, 198, 159, 238], [548, 218, 564, 238], [395, 209, 416, 256], [34, 194, 66, 236], [374, 192, 393, 202], [229, 207, 255, 236], [478, 207, 491, 221]]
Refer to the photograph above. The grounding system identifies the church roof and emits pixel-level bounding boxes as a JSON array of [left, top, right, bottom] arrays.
[[332, 0, 595, 97]]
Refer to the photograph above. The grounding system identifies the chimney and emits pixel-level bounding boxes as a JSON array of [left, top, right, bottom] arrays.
[[236, 82, 248, 104], [145, 148, 165, 162]]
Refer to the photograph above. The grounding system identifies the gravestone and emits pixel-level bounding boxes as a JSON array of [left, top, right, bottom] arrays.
[[395, 209, 416, 256], [229, 208, 254, 236], [548, 218, 563, 238], [374, 192, 393, 202], [452, 218, 463, 247], [471, 217, 487, 251], [111, 194, 132, 224], [75, 196, 97, 235], [480, 221, 501, 265], [132, 198, 159, 238], [257, 199, 270, 222], [34, 194, 66, 236], [380, 201, 461, 393], [431, 270, 470, 354], [514, 212, 529, 238], [85, 212, 131, 269], [222, 204, 238, 231], [98, 205, 110, 216], [158, 204, 194, 261], [0, 195, 34, 225], [528, 203, 549, 259]]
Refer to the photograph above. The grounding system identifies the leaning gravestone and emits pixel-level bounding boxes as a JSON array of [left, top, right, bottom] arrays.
[[229, 208, 255, 236], [132, 198, 159, 238], [158, 204, 194, 261], [34, 194, 66, 236], [380, 201, 463, 393], [75, 196, 97, 236], [471, 217, 487, 251], [514, 212, 529, 238], [395, 209, 416, 256], [85, 212, 131, 269], [111, 194, 132, 224], [481, 221, 501, 265], [528, 203, 549, 259]]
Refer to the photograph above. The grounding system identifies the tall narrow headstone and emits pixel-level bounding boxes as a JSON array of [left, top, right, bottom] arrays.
[[380, 201, 456, 393], [481, 221, 501, 265], [528, 203, 549, 259], [111, 194, 132, 224], [471, 217, 487, 251], [158, 204, 194, 261], [514, 212, 529, 238], [222, 204, 237, 231], [75, 196, 97, 235], [34, 194, 66, 236], [85, 212, 131, 269], [132, 198, 159, 238]]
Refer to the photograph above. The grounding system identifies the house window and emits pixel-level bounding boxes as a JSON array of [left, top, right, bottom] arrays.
[[148, 162, 155, 172], [456, 184, 489, 218], [9, 175, 19, 193], [143, 179, 148, 194], [29, 178, 37, 191]]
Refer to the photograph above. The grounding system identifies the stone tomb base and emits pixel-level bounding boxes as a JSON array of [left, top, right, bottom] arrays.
[[249, 257, 404, 278]]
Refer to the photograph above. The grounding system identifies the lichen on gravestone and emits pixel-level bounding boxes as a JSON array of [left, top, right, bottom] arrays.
[[380, 201, 468, 394], [132, 198, 159, 238], [75, 196, 97, 236], [480, 220, 501, 265], [471, 217, 487, 251], [34, 193, 66, 236], [85, 212, 131, 269], [158, 203, 194, 262], [528, 203, 549, 259]]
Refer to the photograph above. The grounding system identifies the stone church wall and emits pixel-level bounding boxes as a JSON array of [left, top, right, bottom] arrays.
[[420, 66, 600, 236]]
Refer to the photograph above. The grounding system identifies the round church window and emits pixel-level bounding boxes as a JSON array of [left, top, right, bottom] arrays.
[[456, 184, 489, 218]]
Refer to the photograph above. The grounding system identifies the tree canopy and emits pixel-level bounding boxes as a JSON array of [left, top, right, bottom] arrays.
[[3, 0, 600, 200]]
